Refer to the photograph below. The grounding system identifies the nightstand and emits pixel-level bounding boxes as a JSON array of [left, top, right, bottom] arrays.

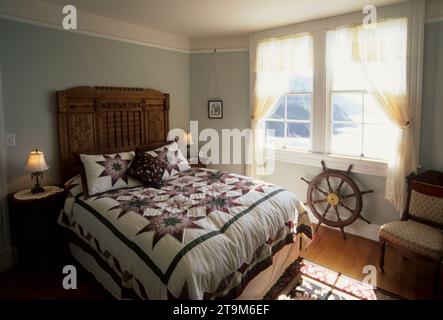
[[8, 186, 67, 270]]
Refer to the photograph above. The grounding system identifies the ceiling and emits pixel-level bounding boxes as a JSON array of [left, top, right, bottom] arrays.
[[45, 0, 408, 38]]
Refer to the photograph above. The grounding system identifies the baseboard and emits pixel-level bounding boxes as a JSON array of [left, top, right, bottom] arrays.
[[0, 246, 14, 272], [308, 212, 380, 242]]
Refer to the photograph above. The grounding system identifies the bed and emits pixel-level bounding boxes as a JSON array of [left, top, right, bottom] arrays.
[[56, 86, 312, 299]]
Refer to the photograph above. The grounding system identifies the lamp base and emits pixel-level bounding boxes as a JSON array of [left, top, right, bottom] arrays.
[[30, 171, 45, 194], [31, 184, 45, 194]]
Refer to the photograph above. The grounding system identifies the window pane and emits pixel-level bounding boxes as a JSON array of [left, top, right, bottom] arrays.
[[332, 93, 362, 122], [287, 123, 310, 138], [287, 123, 310, 150], [289, 72, 313, 92], [268, 97, 285, 119], [364, 94, 391, 124], [331, 123, 362, 157], [287, 95, 311, 120], [331, 63, 367, 91], [363, 124, 398, 160], [265, 121, 284, 138]]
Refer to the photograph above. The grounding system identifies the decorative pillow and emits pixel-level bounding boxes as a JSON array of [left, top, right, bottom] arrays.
[[147, 142, 191, 180], [79, 152, 141, 196], [127, 149, 166, 188]]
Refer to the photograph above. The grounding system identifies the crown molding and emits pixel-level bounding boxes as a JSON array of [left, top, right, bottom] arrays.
[[189, 35, 249, 53], [425, 0, 443, 23], [426, 16, 443, 23], [1, 0, 439, 54], [190, 48, 249, 54], [0, 0, 190, 53]]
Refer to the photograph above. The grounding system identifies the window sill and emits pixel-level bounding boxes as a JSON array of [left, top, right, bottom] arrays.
[[267, 148, 388, 177]]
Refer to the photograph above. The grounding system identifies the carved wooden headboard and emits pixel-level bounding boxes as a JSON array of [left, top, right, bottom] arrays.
[[57, 86, 170, 180]]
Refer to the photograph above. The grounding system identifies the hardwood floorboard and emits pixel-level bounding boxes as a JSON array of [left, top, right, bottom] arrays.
[[302, 226, 442, 300], [0, 227, 440, 300]]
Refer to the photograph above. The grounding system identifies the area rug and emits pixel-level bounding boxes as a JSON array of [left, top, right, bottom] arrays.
[[264, 258, 402, 300]]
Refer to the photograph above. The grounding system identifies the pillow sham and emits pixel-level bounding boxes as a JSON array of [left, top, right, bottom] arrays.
[[126, 149, 166, 188], [79, 151, 141, 196], [147, 141, 191, 179]]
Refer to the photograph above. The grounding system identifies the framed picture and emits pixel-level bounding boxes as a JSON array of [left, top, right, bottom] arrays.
[[208, 100, 223, 119]]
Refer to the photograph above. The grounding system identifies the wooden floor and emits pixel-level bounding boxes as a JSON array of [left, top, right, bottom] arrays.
[[0, 227, 440, 300], [0, 262, 112, 300], [302, 226, 442, 300]]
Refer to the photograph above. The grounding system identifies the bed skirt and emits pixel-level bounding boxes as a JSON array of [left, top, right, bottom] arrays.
[[68, 235, 302, 300]]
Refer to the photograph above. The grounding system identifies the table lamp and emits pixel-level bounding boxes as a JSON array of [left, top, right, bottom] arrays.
[[25, 149, 49, 194]]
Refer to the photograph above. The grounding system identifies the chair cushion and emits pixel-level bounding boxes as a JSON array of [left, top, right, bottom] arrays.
[[380, 221, 443, 260], [409, 181, 443, 226]]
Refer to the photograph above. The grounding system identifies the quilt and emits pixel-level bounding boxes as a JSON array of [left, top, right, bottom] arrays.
[[59, 168, 312, 299]]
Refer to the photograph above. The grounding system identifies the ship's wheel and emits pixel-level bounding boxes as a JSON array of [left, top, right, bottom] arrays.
[[301, 161, 373, 239]]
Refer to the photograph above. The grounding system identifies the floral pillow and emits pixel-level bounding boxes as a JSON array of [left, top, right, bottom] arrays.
[[126, 149, 166, 188], [147, 142, 191, 180], [79, 152, 141, 196]]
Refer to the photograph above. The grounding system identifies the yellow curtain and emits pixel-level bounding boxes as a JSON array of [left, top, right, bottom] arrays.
[[247, 35, 313, 177], [348, 18, 415, 212]]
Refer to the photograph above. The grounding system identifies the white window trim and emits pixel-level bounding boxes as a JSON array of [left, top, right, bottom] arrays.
[[250, 0, 425, 177], [268, 148, 387, 177]]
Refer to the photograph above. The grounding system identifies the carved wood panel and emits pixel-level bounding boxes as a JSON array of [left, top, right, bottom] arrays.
[[146, 109, 166, 142], [58, 87, 170, 180], [68, 114, 95, 152]]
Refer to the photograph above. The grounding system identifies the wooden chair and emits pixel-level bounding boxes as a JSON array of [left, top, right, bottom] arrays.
[[379, 170, 443, 298]]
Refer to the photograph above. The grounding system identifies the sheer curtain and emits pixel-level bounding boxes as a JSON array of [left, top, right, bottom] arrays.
[[328, 18, 415, 212], [247, 34, 313, 178]]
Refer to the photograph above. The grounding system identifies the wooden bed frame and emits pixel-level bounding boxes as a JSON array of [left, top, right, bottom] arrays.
[[57, 86, 171, 181]]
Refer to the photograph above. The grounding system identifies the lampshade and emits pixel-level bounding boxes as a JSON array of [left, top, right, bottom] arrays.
[[184, 131, 194, 145], [25, 149, 49, 172]]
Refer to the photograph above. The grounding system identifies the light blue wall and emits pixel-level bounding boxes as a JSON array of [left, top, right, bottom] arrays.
[[0, 18, 190, 193], [0, 18, 440, 225], [420, 21, 443, 171], [189, 22, 442, 226], [190, 51, 250, 175]]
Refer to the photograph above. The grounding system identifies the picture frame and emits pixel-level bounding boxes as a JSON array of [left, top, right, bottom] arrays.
[[208, 100, 223, 119]]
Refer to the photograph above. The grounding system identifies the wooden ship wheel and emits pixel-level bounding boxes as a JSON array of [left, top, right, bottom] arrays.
[[301, 161, 373, 239]]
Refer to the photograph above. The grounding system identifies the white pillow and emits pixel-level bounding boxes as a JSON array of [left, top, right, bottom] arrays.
[[79, 151, 141, 196], [147, 142, 191, 179]]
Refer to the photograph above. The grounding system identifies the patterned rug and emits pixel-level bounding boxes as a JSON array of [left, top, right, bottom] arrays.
[[264, 258, 402, 300]]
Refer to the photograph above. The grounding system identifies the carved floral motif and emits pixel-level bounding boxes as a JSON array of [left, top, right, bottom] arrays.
[[69, 114, 93, 151]]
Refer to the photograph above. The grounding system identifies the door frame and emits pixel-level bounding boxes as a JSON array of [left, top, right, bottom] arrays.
[[0, 40, 8, 250]]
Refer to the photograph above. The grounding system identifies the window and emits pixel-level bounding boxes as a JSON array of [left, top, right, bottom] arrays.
[[259, 18, 409, 165], [263, 34, 313, 151], [327, 23, 403, 161]]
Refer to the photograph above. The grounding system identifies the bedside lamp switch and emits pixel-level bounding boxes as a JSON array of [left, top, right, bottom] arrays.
[[5, 134, 16, 147]]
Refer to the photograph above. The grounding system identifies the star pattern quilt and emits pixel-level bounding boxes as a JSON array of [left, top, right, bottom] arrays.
[[59, 168, 312, 299]]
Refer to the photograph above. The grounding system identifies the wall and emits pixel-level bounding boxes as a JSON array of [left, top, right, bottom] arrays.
[[420, 21, 443, 171], [190, 51, 250, 174], [0, 18, 190, 270], [189, 20, 442, 232], [0, 18, 190, 193]]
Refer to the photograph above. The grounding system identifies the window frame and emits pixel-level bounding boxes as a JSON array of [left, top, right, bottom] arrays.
[[265, 92, 314, 152], [250, 1, 425, 177], [327, 89, 396, 160]]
